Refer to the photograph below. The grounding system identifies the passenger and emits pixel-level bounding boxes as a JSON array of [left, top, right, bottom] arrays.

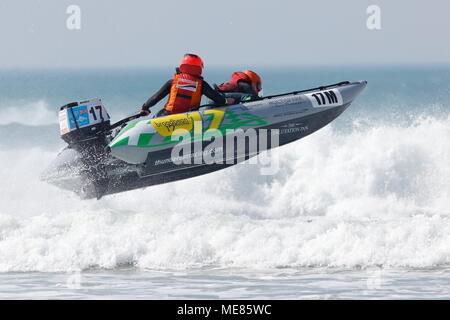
[[139, 54, 233, 117], [216, 70, 263, 102]]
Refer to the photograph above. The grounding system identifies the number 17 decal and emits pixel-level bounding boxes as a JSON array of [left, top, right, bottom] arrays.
[[89, 105, 104, 121]]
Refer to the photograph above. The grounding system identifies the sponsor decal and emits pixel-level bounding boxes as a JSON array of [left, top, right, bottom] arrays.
[[279, 123, 309, 134], [269, 95, 304, 107], [150, 114, 193, 136], [176, 78, 198, 92], [59, 109, 69, 135], [68, 105, 90, 129], [246, 95, 303, 108], [280, 126, 309, 134]]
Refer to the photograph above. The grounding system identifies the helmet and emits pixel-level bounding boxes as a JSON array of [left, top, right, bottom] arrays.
[[243, 70, 262, 93], [179, 53, 204, 76]]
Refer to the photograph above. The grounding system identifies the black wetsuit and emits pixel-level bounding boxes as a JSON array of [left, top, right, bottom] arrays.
[[142, 79, 226, 116]]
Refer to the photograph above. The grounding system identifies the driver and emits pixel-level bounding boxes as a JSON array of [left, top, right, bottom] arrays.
[[216, 70, 263, 102], [139, 54, 233, 117]]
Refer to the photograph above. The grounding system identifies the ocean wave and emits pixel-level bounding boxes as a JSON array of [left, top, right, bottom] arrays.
[[0, 115, 449, 272], [0, 100, 57, 126]]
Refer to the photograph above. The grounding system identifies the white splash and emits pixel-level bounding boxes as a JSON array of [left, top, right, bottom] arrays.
[[0, 100, 57, 126], [0, 115, 449, 272]]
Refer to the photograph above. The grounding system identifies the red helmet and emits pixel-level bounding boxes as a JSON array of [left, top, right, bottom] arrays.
[[243, 70, 262, 93], [179, 53, 204, 76]]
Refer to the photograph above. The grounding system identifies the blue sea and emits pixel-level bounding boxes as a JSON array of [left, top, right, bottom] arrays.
[[0, 65, 449, 299]]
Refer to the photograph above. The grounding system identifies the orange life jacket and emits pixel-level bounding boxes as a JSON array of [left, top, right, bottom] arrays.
[[217, 72, 251, 92], [165, 72, 203, 114]]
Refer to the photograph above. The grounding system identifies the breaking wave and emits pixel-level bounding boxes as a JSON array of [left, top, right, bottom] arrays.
[[0, 115, 449, 272], [0, 100, 57, 126]]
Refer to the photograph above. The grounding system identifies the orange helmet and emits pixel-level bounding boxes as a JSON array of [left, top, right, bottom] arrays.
[[243, 70, 262, 93], [179, 53, 204, 76]]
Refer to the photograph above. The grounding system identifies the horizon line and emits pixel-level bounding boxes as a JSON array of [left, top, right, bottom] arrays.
[[1, 62, 449, 71]]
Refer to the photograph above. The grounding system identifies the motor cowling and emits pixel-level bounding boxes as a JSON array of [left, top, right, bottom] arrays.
[[58, 98, 112, 199], [59, 98, 111, 146]]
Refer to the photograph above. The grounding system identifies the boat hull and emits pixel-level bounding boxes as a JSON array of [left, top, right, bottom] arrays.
[[41, 81, 367, 199]]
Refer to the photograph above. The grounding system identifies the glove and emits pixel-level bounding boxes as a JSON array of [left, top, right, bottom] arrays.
[[139, 109, 151, 116], [225, 98, 235, 105]]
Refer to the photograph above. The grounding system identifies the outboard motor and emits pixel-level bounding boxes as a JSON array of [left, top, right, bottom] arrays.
[[58, 98, 111, 199], [59, 97, 110, 145]]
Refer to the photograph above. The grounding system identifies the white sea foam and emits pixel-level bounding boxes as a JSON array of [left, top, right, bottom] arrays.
[[0, 116, 449, 272], [0, 100, 57, 126]]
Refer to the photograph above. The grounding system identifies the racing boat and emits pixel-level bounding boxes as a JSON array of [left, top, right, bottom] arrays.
[[41, 80, 367, 199]]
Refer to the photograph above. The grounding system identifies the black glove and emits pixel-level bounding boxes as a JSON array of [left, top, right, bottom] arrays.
[[139, 109, 151, 116]]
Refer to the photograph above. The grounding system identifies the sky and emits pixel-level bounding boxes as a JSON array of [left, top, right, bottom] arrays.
[[0, 0, 449, 68]]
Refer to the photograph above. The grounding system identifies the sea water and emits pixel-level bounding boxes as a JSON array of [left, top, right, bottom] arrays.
[[0, 65, 449, 299]]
